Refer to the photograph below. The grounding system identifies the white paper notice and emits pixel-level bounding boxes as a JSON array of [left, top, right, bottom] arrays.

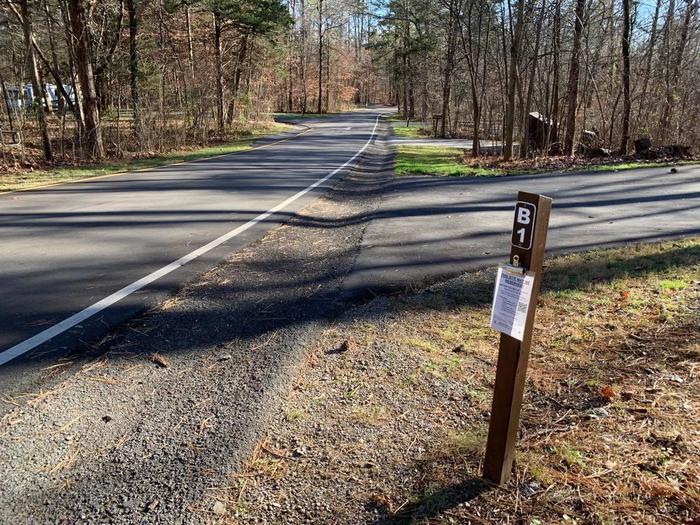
[[490, 267, 535, 341]]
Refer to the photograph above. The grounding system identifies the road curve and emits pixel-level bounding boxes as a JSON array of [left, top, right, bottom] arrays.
[[0, 109, 386, 376]]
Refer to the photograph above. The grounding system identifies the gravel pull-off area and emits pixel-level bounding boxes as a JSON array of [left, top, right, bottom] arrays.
[[0, 129, 393, 524], [234, 239, 699, 525]]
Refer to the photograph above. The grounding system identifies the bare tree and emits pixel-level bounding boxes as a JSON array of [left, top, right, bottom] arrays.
[[19, 0, 52, 161], [563, 0, 586, 155], [439, 0, 458, 137], [67, 0, 105, 160], [659, 0, 696, 140], [213, 10, 224, 134], [619, 0, 631, 153], [127, 0, 140, 132], [504, 0, 525, 160]]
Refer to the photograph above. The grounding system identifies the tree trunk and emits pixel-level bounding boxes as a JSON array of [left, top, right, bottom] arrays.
[[67, 0, 105, 160], [60, 0, 87, 132], [401, 25, 409, 119], [563, 0, 586, 156], [58, 1, 85, 133], [659, 0, 695, 140], [214, 11, 224, 135], [287, 0, 295, 111], [227, 33, 249, 126], [638, 0, 661, 132], [185, 5, 195, 82], [300, 0, 308, 114], [520, 0, 545, 158], [21, 0, 52, 161], [127, 0, 140, 132], [158, 3, 165, 144], [324, 32, 330, 112], [619, 0, 631, 153], [440, 1, 457, 138], [44, 0, 62, 113], [317, 0, 323, 114], [547, 0, 561, 151], [0, 70, 16, 131], [456, 0, 486, 156], [504, 0, 525, 160]]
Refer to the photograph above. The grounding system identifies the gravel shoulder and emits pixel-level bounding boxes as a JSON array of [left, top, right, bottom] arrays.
[[0, 125, 393, 524]]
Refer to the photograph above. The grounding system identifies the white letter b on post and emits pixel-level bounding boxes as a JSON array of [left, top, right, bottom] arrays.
[[517, 207, 531, 225]]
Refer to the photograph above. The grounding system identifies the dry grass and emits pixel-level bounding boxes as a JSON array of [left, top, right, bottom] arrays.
[[395, 144, 698, 178], [460, 153, 699, 176], [0, 121, 296, 192], [234, 238, 700, 524]]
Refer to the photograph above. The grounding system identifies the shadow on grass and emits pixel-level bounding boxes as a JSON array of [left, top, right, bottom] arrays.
[[367, 477, 492, 524], [542, 242, 700, 293], [1, 124, 697, 375], [403, 241, 700, 314]]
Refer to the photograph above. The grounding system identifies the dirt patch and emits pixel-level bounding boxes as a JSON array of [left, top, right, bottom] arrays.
[[233, 239, 700, 524]]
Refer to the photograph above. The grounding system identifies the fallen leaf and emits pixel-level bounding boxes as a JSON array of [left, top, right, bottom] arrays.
[[600, 384, 616, 402], [212, 501, 226, 516], [150, 353, 171, 368]]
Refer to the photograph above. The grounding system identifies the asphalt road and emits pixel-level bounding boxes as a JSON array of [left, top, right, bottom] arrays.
[[344, 163, 700, 294], [2, 110, 698, 380], [0, 109, 386, 377]]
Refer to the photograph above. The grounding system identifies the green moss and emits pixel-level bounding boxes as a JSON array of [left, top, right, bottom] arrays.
[[555, 443, 586, 469], [443, 429, 487, 456], [404, 337, 440, 353], [657, 279, 689, 291], [284, 408, 304, 422]]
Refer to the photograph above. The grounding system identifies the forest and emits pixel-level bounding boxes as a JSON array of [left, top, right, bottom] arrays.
[[0, 0, 698, 166]]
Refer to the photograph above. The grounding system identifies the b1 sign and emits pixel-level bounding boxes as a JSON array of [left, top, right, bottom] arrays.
[[511, 201, 536, 250]]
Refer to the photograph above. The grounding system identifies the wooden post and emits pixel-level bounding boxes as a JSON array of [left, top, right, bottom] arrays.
[[483, 191, 552, 485]]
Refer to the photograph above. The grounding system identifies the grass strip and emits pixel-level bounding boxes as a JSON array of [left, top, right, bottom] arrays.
[[395, 145, 503, 176], [395, 144, 697, 178], [234, 237, 700, 524]]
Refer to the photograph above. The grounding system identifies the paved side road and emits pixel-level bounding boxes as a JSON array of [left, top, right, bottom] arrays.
[[344, 164, 700, 295]]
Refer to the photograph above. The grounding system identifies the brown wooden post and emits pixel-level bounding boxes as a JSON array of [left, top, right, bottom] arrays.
[[483, 191, 552, 485]]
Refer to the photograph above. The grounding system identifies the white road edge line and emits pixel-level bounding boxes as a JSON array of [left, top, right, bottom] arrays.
[[0, 115, 381, 367]]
